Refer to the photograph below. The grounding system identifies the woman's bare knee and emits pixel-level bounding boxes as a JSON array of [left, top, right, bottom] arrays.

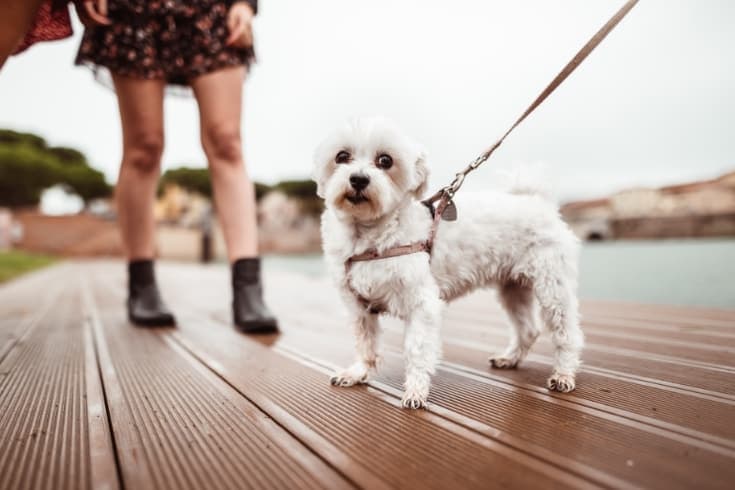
[[202, 123, 242, 164], [123, 133, 164, 174]]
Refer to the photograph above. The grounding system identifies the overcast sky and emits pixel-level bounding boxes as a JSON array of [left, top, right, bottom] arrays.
[[0, 0, 733, 201]]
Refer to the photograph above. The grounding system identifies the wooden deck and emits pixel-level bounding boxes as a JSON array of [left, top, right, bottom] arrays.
[[1, 260, 734, 489]]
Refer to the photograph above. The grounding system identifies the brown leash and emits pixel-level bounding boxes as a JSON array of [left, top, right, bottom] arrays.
[[345, 0, 639, 313], [423, 0, 639, 207]]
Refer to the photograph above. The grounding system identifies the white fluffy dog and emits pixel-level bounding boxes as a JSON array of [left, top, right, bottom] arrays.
[[313, 117, 583, 409]]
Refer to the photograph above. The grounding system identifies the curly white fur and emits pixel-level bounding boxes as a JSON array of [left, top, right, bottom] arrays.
[[313, 117, 584, 409]]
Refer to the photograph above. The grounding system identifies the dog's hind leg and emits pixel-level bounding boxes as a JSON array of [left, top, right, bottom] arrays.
[[533, 272, 584, 392], [490, 282, 540, 369], [402, 297, 442, 409], [330, 312, 380, 387]]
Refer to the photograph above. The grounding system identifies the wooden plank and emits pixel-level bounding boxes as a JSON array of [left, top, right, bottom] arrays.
[[581, 299, 735, 324], [452, 293, 735, 325], [0, 282, 93, 490], [166, 310, 596, 490], [0, 264, 67, 363], [81, 305, 120, 490], [150, 262, 735, 489], [274, 310, 735, 442], [83, 260, 735, 489], [245, 272, 735, 397], [84, 268, 353, 490], [268, 312, 735, 489], [105, 266, 595, 489], [442, 312, 735, 368]]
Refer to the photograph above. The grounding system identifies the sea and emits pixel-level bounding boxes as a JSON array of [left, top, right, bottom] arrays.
[[263, 239, 735, 310]]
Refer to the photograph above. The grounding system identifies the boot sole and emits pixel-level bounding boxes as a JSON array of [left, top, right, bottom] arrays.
[[234, 319, 279, 334], [129, 313, 177, 328]]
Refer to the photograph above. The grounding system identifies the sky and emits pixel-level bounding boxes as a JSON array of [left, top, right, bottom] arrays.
[[0, 0, 733, 202]]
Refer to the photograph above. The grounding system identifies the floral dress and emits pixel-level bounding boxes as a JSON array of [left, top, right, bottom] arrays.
[[14, 1, 73, 55], [76, 0, 257, 88]]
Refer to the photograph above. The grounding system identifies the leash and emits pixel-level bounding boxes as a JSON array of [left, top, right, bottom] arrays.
[[345, 0, 639, 313], [423, 0, 639, 213]]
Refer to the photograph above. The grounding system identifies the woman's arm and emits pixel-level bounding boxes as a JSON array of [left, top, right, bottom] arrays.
[[231, 1, 257, 15], [78, 0, 110, 26], [226, 1, 257, 48]]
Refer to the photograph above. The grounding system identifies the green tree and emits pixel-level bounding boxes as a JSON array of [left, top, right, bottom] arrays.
[[160, 166, 277, 201], [273, 179, 322, 216], [157, 166, 321, 214], [159, 167, 213, 198], [0, 146, 57, 206], [0, 129, 111, 207], [63, 165, 111, 201], [48, 147, 88, 167], [273, 179, 318, 199], [0, 129, 47, 151], [254, 182, 271, 200]]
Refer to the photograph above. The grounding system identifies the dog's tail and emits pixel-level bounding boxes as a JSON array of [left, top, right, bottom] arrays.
[[497, 163, 555, 202]]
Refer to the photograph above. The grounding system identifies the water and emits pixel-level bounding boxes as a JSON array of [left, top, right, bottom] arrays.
[[264, 239, 735, 310], [577, 239, 735, 309]]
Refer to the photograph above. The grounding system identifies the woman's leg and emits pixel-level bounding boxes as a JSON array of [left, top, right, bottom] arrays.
[[112, 75, 166, 260], [112, 74, 175, 326], [0, 0, 45, 69], [191, 66, 277, 333], [190, 66, 257, 261]]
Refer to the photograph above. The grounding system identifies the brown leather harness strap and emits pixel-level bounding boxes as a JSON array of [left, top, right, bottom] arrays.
[[345, 196, 451, 314], [348, 241, 430, 263]]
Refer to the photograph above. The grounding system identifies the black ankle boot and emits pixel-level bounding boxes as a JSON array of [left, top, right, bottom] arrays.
[[232, 257, 278, 333], [127, 260, 176, 327]]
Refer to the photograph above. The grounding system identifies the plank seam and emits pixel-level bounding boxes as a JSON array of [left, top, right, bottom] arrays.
[[81, 276, 130, 490]]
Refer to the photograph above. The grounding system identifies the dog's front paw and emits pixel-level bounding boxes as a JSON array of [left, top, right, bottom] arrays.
[[329, 364, 369, 387], [401, 393, 427, 410], [489, 356, 519, 369], [400, 387, 428, 409], [547, 372, 576, 393]]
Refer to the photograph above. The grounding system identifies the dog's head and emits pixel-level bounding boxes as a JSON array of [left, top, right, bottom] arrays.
[[313, 117, 429, 222]]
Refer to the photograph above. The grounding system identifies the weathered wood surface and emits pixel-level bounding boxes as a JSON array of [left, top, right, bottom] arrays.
[[0, 260, 733, 489]]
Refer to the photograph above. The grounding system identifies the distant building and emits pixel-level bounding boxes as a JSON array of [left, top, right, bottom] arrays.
[[0, 209, 13, 250], [155, 184, 211, 228], [559, 198, 612, 240], [562, 171, 735, 240]]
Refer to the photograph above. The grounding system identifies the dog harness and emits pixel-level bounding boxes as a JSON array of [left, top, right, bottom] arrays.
[[344, 196, 452, 314]]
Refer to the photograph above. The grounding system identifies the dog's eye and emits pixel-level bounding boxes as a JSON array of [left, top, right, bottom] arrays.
[[376, 154, 393, 170], [335, 151, 351, 164]]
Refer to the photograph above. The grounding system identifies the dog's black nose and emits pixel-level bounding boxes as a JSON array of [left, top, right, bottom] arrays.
[[349, 174, 370, 191]]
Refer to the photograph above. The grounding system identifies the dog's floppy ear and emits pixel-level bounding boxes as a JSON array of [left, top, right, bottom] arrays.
[[411, 151, 430, 199]]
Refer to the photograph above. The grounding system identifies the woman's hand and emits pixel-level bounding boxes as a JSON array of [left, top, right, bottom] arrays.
[[77, 0, 111, 26], [226, 2, 255, 48]]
